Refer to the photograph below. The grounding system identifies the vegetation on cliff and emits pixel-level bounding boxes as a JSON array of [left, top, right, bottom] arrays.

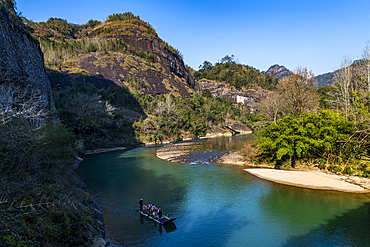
[[26, 12, 182, 69]]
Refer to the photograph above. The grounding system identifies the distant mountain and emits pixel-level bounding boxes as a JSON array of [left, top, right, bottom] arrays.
[[315, 72, 334, 87], [27, 13, 196, 97], [267, 64, 335, 87], [266, 64, 291, 80]]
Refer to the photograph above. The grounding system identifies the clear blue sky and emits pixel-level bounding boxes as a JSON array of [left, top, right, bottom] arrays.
[[16, 0, 370, 75]]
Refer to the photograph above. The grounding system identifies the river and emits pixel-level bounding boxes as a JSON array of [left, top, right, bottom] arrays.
[[76, 135, 370, 246]]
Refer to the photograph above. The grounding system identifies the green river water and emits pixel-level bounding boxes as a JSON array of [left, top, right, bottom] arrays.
[[77, 135, 370, 246]]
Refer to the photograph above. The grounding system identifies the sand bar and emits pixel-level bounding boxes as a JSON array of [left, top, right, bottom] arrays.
[[245, 169, 370, 193]]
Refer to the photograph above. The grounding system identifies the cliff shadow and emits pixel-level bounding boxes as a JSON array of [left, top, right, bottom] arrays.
[[49, 70, 146, 148]]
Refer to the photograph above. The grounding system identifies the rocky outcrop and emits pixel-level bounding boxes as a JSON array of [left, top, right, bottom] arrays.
[[199, 79, 268, 112], [0, 4, 54, 110], [76, 52, 194, 97], [90, 20, 196, 90], [267, 64, 291, 80]]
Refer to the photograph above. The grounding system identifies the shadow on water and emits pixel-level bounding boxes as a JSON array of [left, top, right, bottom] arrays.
[[162, 222, 176, 233], [161, 205, 249, 247], [139, 213, 177, 233], [280, 200, 370, 247]]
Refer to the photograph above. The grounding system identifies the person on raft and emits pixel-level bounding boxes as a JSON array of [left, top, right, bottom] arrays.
[[158, 209, 163, 219], [139, 198, 143, 211]]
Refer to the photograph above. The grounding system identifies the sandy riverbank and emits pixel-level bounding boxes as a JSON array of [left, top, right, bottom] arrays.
[[245, 169, 370, 193]]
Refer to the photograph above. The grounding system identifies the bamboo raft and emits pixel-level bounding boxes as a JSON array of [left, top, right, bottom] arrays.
[[139, 210, 177, 225]]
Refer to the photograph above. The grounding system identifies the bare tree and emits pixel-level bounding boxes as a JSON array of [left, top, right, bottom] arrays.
[[257, 93, 284, 124], [277, 67, 319, 117], [155, 94, 178, 119], [361, 43, 370, 92], [332, 56, 355, 120]]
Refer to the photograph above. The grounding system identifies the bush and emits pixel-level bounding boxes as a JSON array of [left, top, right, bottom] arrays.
[[256, 110, 354, 168]]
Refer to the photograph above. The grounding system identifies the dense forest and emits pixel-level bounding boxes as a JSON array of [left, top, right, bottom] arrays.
[[54, 82, 255, 148]]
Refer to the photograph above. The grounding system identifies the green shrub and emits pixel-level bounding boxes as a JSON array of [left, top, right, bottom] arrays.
[[343, 165, 354, 175], [256, 110, 354, 168], [328, 164, 342, 174]]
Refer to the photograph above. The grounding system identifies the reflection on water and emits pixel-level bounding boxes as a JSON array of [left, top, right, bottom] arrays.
[[77, 136, 370, 247], [197, 134, 256, 151]]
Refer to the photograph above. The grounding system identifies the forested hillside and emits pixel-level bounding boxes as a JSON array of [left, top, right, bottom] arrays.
[[194, 55, 278, 91]]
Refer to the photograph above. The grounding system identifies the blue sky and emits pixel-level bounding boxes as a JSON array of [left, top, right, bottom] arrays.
[[16, 0, 370, 75]]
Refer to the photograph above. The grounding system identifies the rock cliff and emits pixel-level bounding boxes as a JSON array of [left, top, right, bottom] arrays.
[[0, 3, 54, 111], [30, 16, 196, 97], [91, 20, 196, 90]]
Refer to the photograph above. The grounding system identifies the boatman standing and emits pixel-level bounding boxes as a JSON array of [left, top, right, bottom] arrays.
[[139, 198, 143, 211]]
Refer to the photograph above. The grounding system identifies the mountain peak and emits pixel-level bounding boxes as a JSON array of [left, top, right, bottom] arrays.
[[266, 64, 291, 80]]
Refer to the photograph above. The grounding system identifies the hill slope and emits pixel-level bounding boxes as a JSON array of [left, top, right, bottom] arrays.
[[28, 13, 196, 97]]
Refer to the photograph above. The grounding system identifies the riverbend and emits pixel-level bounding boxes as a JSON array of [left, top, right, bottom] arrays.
[[77, 135, 370, 246]]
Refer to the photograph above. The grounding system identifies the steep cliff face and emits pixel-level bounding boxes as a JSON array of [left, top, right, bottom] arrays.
[[30, 16, 196, 97], [0, 4, 54, 110]]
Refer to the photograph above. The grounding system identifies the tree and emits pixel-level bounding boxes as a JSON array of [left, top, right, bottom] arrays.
[[201, 89, 212, 98], [332, 56, 354, 120], [55, 88, 114, 138], [256, 110, 354, 168], [220, 55, 235, 64], [257, 93, 284, 124], [199, 60, 213, 70], [277, 67, 319, 117], [361, 43, 370, 92]]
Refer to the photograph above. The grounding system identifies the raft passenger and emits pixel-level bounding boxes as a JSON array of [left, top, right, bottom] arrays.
[[139, 198, 143, 211]]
